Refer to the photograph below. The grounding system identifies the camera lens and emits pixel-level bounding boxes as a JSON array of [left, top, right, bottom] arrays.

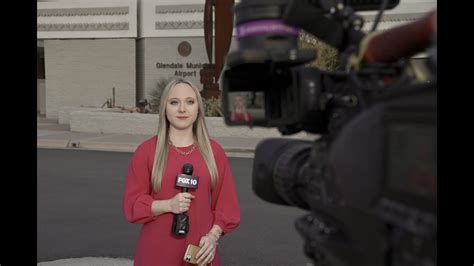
[[252, 138, 316, 210], [272, 141, 312, 209]]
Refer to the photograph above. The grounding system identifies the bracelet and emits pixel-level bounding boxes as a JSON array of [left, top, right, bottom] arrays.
[[206, 232, 220, 245]]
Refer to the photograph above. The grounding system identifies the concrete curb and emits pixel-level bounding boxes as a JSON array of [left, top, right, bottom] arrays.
[[69, 110, 290, 138]]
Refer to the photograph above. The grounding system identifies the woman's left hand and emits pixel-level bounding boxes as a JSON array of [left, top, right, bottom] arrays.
[[195, 234, 218, 265]]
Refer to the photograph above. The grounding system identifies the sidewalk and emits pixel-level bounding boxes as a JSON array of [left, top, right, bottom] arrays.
[[37, 116, 274, 158], [38, 115, 318, 158]]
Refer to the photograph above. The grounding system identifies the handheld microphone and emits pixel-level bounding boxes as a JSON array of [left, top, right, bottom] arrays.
[[172, 163, 199, 236]]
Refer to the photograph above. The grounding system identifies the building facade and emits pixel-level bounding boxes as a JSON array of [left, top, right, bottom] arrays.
[[37, 0, 437, 118]]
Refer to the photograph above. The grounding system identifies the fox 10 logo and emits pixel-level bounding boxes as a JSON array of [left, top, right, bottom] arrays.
[[176, 174, 199, 189]]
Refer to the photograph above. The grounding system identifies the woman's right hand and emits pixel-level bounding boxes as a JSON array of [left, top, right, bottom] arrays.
[[168, 192, 195, 214]]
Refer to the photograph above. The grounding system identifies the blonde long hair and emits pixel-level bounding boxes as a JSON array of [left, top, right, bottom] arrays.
[[151, 79, 218, 192]]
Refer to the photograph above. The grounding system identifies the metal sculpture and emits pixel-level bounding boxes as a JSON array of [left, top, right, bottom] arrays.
[[200, 0, 235, 99]]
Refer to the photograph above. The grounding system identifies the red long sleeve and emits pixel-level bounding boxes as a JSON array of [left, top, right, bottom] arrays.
[[122, 139, 157, 224], [210, 140, 241, 235], [123, 137, 240, 265]]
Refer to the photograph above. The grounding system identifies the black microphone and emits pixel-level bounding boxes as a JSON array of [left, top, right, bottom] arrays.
[[172, 163, 199, 236]]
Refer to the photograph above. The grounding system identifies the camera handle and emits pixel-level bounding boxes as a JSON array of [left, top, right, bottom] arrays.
[[347, 10, 437, 70]]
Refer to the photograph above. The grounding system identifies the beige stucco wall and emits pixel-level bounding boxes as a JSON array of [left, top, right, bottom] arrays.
[[44, 39, 136, 119], [137, 36, 238, 102], [138, 37, 208, 100]]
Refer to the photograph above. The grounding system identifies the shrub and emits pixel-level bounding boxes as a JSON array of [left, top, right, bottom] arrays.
[[148, 77, 173, 113], [298, 30, 340, 71], [202, 97, 223, 117]]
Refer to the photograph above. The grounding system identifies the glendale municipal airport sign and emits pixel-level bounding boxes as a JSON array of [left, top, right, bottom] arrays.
[[156, 62, 206, 78]]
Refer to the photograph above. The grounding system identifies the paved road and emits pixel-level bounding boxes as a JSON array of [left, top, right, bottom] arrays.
[[38, 149, 312, 265]]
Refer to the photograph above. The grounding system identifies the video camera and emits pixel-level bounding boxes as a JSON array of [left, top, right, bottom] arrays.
[[221, 0, 437, 265]]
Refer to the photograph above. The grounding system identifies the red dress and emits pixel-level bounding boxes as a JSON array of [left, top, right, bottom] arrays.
[[123, 136, 241, 266]]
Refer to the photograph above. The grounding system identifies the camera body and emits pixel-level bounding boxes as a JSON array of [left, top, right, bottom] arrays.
[[251, 84, 436, 266], [221, 0, 406, 136], [221, 0, 437, 265]]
